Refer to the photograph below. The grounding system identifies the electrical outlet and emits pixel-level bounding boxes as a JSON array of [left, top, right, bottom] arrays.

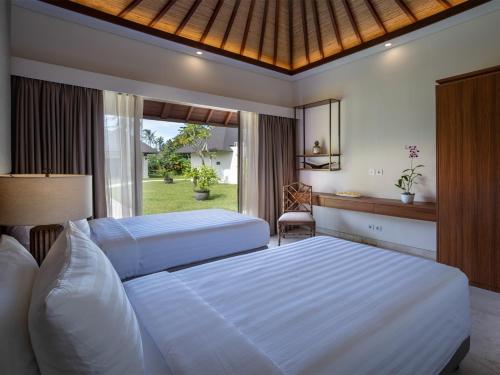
[[376, 169, 384, 176], [369, 224, 383, 231], [368, 168, 375, 176]]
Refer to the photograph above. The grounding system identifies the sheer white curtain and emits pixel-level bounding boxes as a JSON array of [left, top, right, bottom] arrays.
[[103, 91, 143, 218], [239, 111, 259, 217]]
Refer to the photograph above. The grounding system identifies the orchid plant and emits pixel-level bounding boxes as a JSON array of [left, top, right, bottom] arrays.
[[395, 145, 424, 195]]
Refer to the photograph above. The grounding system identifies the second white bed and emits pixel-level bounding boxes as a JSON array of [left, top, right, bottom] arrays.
[[90, 209, 269, 279]]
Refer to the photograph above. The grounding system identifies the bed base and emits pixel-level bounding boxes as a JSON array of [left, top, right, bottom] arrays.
[[167, 245, 269, 272], [440, 337, 470, 374]]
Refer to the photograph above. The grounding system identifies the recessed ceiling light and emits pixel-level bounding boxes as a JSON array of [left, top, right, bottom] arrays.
[[384, 42, 392, 47], [196, 51, 203, 55]]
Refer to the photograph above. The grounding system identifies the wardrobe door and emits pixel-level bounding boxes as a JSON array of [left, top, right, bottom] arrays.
[[437, 82, 465, 271], [437, 70, 500, 291], [494, 72, 500, 291], [462, 73, 497, 289]]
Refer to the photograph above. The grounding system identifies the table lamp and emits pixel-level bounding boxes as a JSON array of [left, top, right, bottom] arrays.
[[0, 174, 93, 264]]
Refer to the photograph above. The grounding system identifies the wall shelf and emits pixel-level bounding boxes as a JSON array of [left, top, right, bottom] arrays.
[[295, 99, 341, 172], [312, 192, 436, 222]]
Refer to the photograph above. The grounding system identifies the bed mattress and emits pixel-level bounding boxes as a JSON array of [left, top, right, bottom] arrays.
[[124, 236, 471, 375], [89, 209, 269, 279]]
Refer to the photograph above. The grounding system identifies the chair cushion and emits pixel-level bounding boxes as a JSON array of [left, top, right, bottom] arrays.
[[278, 212, 315, 223], [29, 222, 144, 374], [0, 235, 39, 374]]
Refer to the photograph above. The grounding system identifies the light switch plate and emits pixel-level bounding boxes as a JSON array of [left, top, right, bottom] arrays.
[[376, 169, 384, 176], [368, 168, 375, 176]]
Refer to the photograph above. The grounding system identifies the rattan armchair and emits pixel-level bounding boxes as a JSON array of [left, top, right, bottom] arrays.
[[277, 182, 315, 245]]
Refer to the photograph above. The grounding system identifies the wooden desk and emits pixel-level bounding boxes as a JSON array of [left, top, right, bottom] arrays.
[[312, 192, 436, 222]]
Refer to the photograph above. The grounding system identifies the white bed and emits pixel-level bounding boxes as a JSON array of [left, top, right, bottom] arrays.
[[124, 236, 471, 375], [89, 209, 269, 279]]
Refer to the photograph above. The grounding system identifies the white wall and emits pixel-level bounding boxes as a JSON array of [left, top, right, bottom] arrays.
[[10, 5, 293, 108], [293, 8, 500, 253], [0, 1, 10, 173], [190, 151, 238, 185]]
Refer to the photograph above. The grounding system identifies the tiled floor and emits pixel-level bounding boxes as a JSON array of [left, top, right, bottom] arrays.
[[269, 235, 500, 375]]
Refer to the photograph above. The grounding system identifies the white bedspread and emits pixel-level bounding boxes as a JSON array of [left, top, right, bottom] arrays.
[[126, 236, 470, 375], [90, 209, 269, 279]]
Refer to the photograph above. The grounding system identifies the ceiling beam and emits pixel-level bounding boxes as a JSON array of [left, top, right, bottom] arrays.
[[175, 0, 202, 35], [221, 0, 241, 49], [205, 109, 214, 123], [363, 0, 387, 34], [160, 103, 171, 119], [341, 0, 363, 43], [240, 0, 256, 54], [273, 0, 280, 65], [149, 0, 177, 27], [435, 0, 452, 9], [258, 0, 269, 60], [394, 0, 417, 22], [117, 0, 143, 18], [200, 0, 224, 43], [288, 0, 294, 69], [224, 112, 233, 125], [300, 0, 310, 64], [326, 0, 343, 51], [186, 106, 194, 121], [312, 0, 324, 59]]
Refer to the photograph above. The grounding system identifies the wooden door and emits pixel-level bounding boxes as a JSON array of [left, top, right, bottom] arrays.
[[437, 68, 500, 292]]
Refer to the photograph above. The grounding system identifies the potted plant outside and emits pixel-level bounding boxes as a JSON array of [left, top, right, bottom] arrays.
[[395, 145, 424, 204], [187, 165, 219, 201], [163, 169, 174, 184]]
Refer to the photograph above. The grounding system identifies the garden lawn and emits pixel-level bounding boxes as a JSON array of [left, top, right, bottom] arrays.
[[143, 178, 237, 215]]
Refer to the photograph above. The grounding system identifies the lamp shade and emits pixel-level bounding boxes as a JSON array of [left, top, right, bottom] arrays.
[[0, 174, 93, 226]]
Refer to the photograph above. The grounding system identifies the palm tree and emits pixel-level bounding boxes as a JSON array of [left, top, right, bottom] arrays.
[[142, 129, 157, 147], [156, 136, 165, 151]]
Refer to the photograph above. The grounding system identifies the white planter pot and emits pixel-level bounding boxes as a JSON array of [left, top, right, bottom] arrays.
[[400, 193, 415, 204]]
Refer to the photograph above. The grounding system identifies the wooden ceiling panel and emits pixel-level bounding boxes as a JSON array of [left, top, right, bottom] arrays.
[[143, 100, 239, 126], [260, 0, 276, 65], [409, 0, 448, 19], [223, 0, 249, 54], [275, 0, 290, 69], [56, 0, 490, 75]]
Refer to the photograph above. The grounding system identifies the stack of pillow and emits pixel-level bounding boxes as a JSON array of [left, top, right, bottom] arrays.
[[0, 222, 145, 374]]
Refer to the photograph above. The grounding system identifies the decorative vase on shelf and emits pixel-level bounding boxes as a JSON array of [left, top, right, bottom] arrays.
[[400, 192, 415, 204], [312, 141, 321, 155]]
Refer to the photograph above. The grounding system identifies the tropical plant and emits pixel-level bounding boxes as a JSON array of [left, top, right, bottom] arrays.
[[187, 165, 219, 192], [395, 145, 424, 194], [175, 124, 213, 165]]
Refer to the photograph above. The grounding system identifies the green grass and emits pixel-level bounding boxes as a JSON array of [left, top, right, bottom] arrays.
[[143, 178, 237, 215]]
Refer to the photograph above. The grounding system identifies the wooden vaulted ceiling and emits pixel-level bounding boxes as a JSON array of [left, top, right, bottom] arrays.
[[44, 0, 489, 75]]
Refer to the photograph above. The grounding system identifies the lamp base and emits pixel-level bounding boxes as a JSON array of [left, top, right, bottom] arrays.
[[30, 224, 64, 265]]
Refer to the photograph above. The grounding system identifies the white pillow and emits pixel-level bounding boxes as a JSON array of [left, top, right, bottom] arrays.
[[0, 235, 39, 374], [67, 219, 91, 238], [29, 222, 144, 374]]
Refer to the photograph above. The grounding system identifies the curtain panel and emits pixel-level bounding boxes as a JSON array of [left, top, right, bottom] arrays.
[[103, 91, 143, 219], [258, 114, 297, 235], [239, 111, 259, 217], [11, 76, 106, 218]]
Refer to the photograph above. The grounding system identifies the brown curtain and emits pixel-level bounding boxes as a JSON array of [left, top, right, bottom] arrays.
[[258, 114, 297, 235], [11, 76, 106, 218]]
